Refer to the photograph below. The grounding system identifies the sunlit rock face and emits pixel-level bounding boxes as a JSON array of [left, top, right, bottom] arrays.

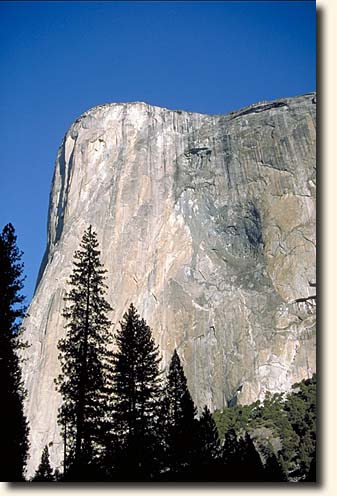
[[22, 93, 316, 474]]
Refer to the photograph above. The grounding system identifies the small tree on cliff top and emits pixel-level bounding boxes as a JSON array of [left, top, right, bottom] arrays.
[[55, 226, 112, 475], [0, 223, 29, 481]]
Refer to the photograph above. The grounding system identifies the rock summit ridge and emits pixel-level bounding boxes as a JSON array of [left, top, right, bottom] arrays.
[[23, 93, 316, 474]]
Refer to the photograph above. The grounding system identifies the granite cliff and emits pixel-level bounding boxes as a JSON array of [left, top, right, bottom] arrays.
[[22, 93, 316, 474]]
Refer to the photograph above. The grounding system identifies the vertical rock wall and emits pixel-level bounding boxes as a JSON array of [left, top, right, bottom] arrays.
[[22, 94, 316, 475]]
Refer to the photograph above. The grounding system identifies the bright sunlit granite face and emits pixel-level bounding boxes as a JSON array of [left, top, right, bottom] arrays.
[[22, 94, 316, 474]]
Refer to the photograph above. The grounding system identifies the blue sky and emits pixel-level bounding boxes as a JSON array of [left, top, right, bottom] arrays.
[[0, 1, 316, 304]]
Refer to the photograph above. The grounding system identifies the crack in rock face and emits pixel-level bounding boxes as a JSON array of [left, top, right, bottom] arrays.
[[22, 94, 316, 475]]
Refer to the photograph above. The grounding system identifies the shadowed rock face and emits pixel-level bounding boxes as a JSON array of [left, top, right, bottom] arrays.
[[22, 94, 316, 474]]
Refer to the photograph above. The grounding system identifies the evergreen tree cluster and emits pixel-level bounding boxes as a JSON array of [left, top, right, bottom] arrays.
[[213, 374, 317, 481], [0, 222, 316, 483], [44, 225, 315, 482], [47, 226, 275, 481]]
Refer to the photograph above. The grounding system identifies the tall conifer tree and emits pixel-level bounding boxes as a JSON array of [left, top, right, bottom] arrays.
[[55, 226, 112, 478], [164, 349, 198, 479], [198, 406, 221, 461], [221, 428, 242, 481], [0, 223, 29, 481], [109, 304, 162, 480], [238, 431, 265, 481], [191, 405, 222, 480], [222, 429, 265, 481]]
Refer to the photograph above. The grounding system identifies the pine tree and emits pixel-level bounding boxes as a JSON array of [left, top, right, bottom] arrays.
[[163, 349, 198, 479], [304, 447, 316, 482], [31, 445, 54, 482], [221, 428, 265, 481], [238, 431, 265, 481], [261, 447, 287, 482], [222, 427, 242, 480], [55, 226, 112, 479], [194, 405, 222, 480], [109, 304, 163, 480], [199, 406, 220, 459], [198, 406, 221, 462], [0, 223, 29, 481]]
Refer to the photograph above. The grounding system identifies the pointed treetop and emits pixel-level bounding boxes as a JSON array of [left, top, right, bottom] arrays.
[[32, 445, 54, 482]]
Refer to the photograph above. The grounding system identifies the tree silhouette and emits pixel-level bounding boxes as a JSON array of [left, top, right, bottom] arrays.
[[198, 406, 221, 461], [108, 304, 163, 480], [222, 428, 265, 481], [31, 445, 54, 482], [55, 226, 112, 479], [222, 427, 242, 480], [194, 405, 222, 480], [304, 447, 316, 482], [238, 431, 265, 481], [0, 223, 29, 481], [261, 446, 287, 482], [163, 349, 198, 480]]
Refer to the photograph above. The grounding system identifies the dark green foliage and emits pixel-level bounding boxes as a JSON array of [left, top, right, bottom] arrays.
[[31, 445, 54, 482], [221, 429, 264, 482], [252, 391, 299, 475], [238, 431, 265, 481], [0, 224, 26, 334], [221, 427, 243, 481], [0, 223, 29, 481], [193, 406, 222, 480], [304, 447, 316, 482], [214, 374, 317, 481], [213, 402, 259, 439], [222, 428, 242, 466], [108, 304, 163, 480], [261, 447, 287, 482], [55, 226, 112, 476], [163, 349, 198, 479], [198, 405, 221, 463], [284, 374, 316, 477]]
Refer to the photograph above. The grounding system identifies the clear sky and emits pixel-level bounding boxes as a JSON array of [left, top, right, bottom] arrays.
[[0, 0, 316, 305]]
